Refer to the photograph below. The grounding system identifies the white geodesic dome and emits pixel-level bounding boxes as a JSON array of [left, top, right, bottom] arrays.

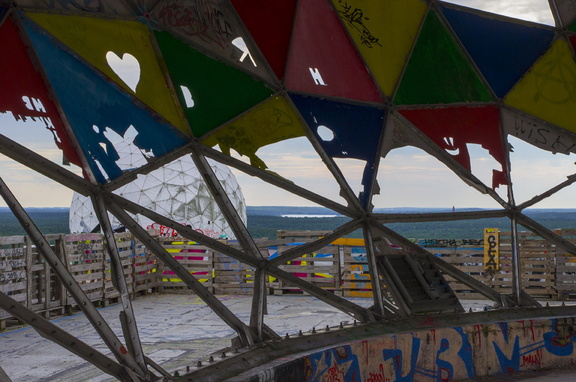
[[69, 137, 246, 239]]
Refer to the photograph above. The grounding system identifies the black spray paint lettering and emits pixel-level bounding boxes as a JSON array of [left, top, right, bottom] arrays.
[[485, 235, 498, 269]]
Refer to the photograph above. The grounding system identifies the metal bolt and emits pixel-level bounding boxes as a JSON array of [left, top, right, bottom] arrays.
[[197, 361, 202, 367], [208, 356, 214, 363], [339, 322, 344, 329], [298, 330, 303, 336], [285, 333, 290, 339], [221, 352, 227, 358], [312, 327, 316, 334], [325, 325, 330, 331], [353, 320, 357, 326]]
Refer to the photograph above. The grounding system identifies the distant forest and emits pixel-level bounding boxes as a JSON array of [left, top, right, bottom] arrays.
[[0, 207, 575, 239]]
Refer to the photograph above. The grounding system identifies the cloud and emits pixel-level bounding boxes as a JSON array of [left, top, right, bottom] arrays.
[[443, 0, 554, 24]]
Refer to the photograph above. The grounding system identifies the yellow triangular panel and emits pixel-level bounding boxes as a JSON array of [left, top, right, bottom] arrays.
[[331, 0, 427, 97], [202, 96, 306, 170], [27, 12, 189, 135], [505, 39, 576, 134]]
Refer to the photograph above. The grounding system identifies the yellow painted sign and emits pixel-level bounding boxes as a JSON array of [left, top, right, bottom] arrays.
[[484, 228, 499, 271], [330, 238, 365, 247]]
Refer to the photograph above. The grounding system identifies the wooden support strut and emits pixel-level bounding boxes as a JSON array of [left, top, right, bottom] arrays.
[[105, 198, 258, 347], [0, 291, 130, 381], [188, 150, 267, 340], [108, 193, 375, 323], [0, 178, 148, 378], [91, 194, 149, 375]]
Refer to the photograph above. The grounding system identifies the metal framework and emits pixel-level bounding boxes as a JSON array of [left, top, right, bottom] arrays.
[[1, 1, 576, 380]]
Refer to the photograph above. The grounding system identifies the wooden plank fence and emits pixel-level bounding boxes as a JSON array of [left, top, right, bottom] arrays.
[[269, 244, 341, 295], [157, 237, 214, 294], [2, 229, 576, 328]]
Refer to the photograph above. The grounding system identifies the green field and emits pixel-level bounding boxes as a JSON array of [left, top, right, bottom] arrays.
[[1, 207, 575, 239]]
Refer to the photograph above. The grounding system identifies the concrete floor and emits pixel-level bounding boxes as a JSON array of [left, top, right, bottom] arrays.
[[0, 295, 573, 381], [0, 294, 376, 381]]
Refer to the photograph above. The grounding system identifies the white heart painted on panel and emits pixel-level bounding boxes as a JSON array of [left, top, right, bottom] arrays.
[[106, 52, 141, 92]]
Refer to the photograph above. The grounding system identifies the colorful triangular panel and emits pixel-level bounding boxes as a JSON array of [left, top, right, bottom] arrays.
[[394, 10, 493, 105], [285, 0, 382, 103], [505, 39, 576, 135], [202, 96, 306, 170], [16, 0, 137, 14], [381, 111, 433, 156], [290, 93, 386, 206], [154, 30, 273, 138], [230, 0, 297, 81], [502, 108, 576, 155], [26, 12, 190, 135], [553, 0, 576, 28], [23, 16, 189, 184], [0, 17, 82, 168], [151, 0, 275, 85], [331, 0, 427, 98], [442, 6, 554, 99], [399, 106, 508, 189]]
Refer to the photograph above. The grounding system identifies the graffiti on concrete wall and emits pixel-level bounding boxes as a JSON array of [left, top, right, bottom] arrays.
[[303, 318, 576, 381]]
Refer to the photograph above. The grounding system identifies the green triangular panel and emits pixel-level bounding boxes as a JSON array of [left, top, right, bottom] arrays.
[[154, 30, 273, 138], [569, 16, 576, 31], [394, 10, 493, 105]]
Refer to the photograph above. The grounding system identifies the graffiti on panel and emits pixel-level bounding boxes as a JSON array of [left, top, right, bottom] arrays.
[[145, 222, 221, 239], [493, 319, 576, 373], [156, 0, 234, 49], [502, 109, 576, 155], [483, 228, 499, 271], [416, 238, 484, 247], [305, 345, 361, 381], [303, 319, 576, 382], [335, 1, 381, 48], [0, 246, 26, 283]]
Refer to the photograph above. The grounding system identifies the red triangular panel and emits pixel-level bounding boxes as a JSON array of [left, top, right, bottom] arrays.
[[230, 0, 297, 81], [0, 17, 81, 167], [569, 35, 576, 52], [399, 107, 508, 189], [285, 0, 382, 103]]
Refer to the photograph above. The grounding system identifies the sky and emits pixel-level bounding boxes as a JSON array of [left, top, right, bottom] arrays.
[[1, 0, 574, 210]]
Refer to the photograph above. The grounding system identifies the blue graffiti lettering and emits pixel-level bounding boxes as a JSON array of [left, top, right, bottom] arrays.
[[383, 336, 420, 382], [494, 336, 520, 373]]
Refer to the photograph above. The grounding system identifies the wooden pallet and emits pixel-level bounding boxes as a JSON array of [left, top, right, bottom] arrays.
[[213, 252, 254, 295], [342, 246, 372, 297], [156, 239, 214, 294]]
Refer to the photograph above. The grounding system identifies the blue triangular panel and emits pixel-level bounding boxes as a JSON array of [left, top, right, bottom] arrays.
[[290, 93, 385, 207], [22, 15, 189, 183], [442, 6, 554, 98]]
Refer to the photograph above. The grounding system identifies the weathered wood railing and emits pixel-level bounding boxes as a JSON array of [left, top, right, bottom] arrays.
[[1, 229, 576, 326]]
